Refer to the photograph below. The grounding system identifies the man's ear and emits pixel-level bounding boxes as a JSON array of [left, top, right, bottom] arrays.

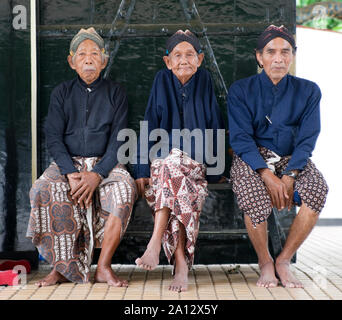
[[101, 56, 109, 70], [256, 51, 263, 68], [163, 56, 172, 70], [67, 55, 76, 70], [197, 52, 204, 67]]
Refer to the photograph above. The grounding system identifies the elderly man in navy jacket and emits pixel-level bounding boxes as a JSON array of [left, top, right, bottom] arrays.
[[27, 28, 137, 287], [134, 30, 225, 292], [227, 25, 328, 288]]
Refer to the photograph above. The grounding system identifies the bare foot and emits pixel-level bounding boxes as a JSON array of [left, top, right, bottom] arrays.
[[135, 242, 160, 271], [275, 261, 303, 288], [257, 261, 279, 288], [35, 269, 69, 287], [169, 262, 188, 292], [94, 265, 128, 287]]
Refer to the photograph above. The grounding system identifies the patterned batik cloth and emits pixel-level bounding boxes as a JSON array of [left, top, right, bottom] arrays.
[[230, 146, 329, 228], [27, 157, 137, 283], [145, 148, 208, 270]]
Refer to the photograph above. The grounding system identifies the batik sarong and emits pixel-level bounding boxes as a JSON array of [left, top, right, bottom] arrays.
[[230, 146, 329, 227], [27, 157, 137, 283], [145, 148, 208, 269]]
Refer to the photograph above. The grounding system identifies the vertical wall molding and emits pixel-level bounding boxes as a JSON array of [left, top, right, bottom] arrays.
[[30, 0, 37, 183]]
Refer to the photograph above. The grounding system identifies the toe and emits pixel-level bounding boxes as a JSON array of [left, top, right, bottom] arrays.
[[122, 280, 129, 287], [40, 281, 47, 287], [169, 285, 176, 292], [270, 281, 278, 288]]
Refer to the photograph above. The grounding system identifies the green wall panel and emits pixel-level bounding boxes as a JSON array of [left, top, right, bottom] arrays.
[[0, 0, 33, 252]]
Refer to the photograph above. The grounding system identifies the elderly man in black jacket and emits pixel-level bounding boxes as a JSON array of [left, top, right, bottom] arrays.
[[27, 27, 137, 287]]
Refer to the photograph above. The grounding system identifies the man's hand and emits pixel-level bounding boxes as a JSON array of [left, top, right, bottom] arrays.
[[258, 168, 289, 210], [135, 178, 151, 198], [67, 172, 82, 206], [69, 172, 101, 209], [281, 173, 297, 210]]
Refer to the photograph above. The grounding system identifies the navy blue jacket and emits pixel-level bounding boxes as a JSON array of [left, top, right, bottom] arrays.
[[134, 68, 225, 183], [45, 76, 128, 178], [227, 70, 321, 171]]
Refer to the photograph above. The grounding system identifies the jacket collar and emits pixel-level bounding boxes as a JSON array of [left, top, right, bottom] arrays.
[[77, 74, 103, 91], [259, 69, 288, 93], [171, 69, 197, 90]]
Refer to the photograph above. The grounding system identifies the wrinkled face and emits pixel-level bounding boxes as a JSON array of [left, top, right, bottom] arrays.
[[67, 39, 108, 84], [256, 37, 294, 85], [163, 41, 204, 85]]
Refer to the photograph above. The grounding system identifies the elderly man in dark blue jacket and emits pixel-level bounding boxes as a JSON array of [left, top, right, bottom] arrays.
[[134, 30, 225, 292], [227, 25, 328, 288]]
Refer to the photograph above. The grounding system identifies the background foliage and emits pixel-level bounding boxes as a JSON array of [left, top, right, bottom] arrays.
[[296, 0, 342, 31]]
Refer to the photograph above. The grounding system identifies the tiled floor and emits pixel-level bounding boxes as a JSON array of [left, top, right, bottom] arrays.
[[1, 226, 342, 300]]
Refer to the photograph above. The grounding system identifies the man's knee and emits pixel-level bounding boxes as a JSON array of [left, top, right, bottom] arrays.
[[30, 179, 51, 205], [299, 203, 320, 220], [106, 213, 122, 225]]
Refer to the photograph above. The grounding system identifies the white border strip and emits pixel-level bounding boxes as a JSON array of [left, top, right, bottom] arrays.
[[31, 0, 37, 183]]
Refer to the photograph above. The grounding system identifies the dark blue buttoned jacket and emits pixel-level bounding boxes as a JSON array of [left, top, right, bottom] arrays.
[[134, 68, 225, 183], [227, 70, 322, 171]]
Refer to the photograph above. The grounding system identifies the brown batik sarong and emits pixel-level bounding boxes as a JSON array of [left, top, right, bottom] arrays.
[[27, 157, 137, 283], [145, 148, 208, 270], [230, 146, 329, 228]]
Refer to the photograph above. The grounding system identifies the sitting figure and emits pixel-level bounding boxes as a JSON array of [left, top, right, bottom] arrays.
[[227, 25, 329, 288], [134, 30, 225, 292], [27, 27, 137, 287]]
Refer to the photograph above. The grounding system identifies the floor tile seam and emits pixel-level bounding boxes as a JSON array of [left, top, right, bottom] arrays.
[[122, 265, 139, 300], [300, 239, 342, 256], [294, 260, 342, 298], [297, 252, 342, 279], [303, 235, 342, 251], [191, 267, 200, 300], [292, 265, 333, 300], [297, 248, 342, 268], [33, 285, 60, 300], [205, 265, 219, 300], [219, 265, 243, 300], [0, 284, 25, 300]]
